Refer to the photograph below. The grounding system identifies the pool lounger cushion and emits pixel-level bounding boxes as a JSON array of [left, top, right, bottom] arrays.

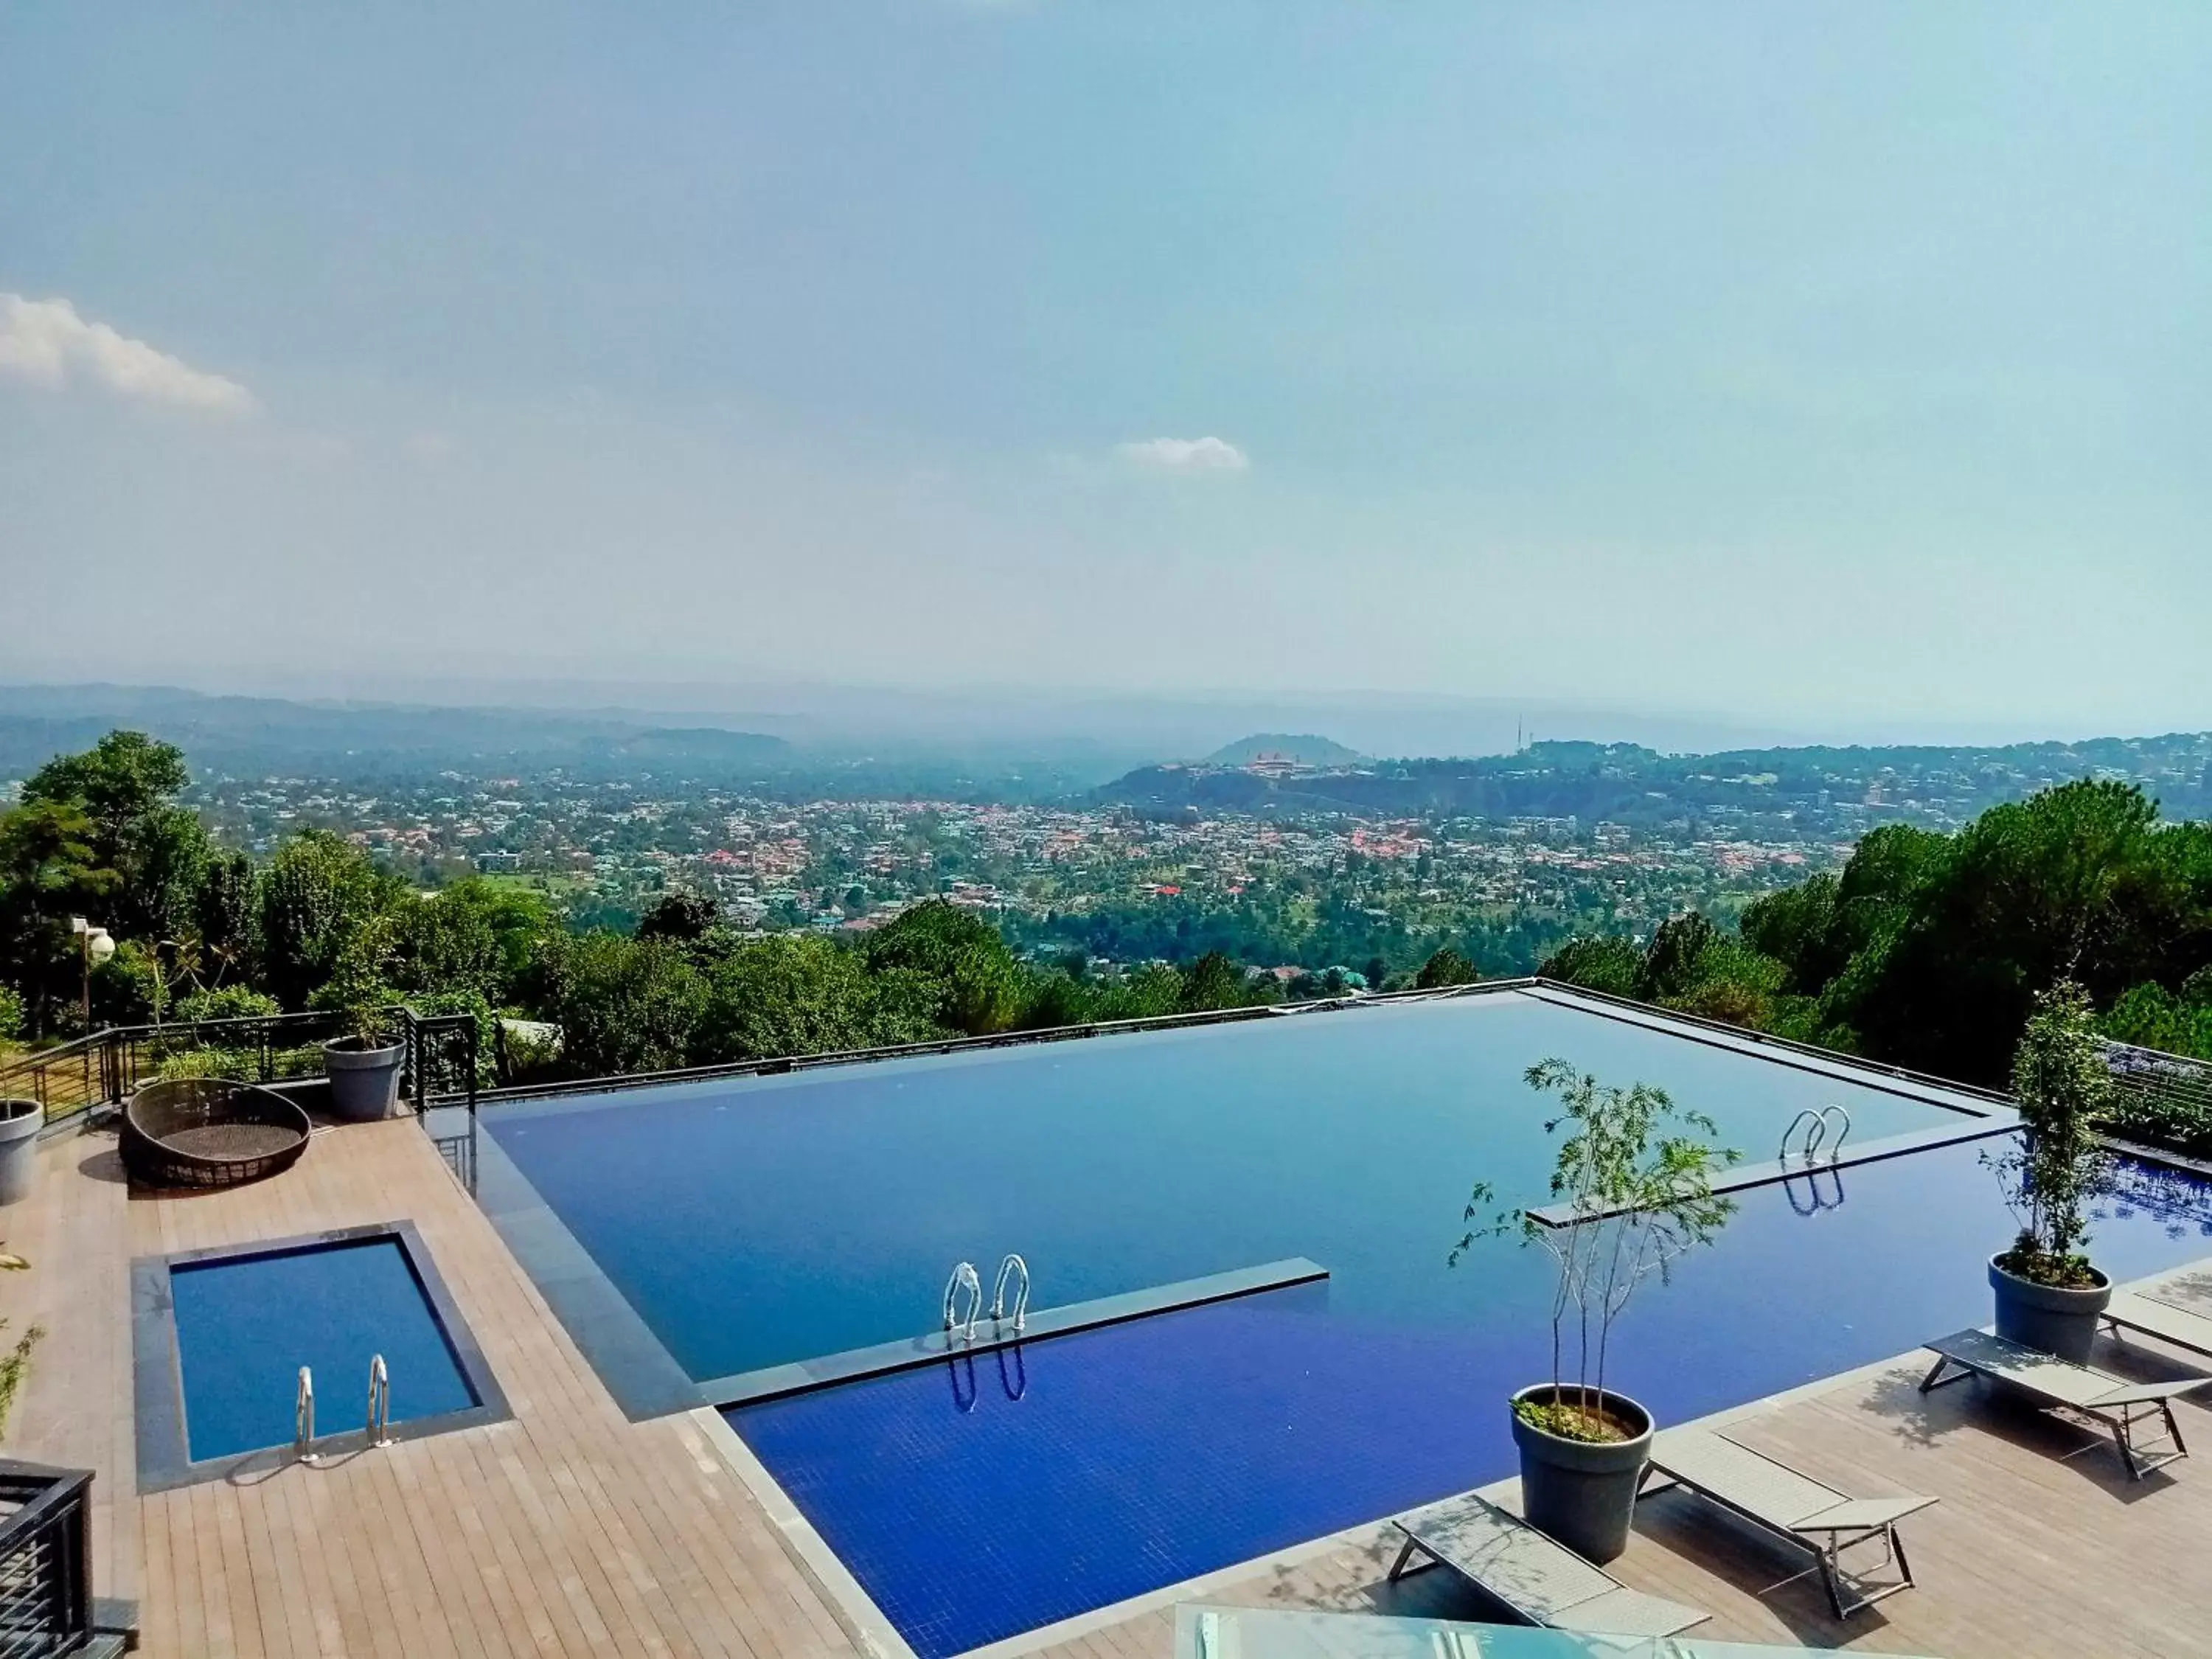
[[1640, 1425, 1935, 1618], [2104, 1290, 2212, 1363], [1919, 1327, 2210, 1480], [1386, 1491, 1708, 1638]]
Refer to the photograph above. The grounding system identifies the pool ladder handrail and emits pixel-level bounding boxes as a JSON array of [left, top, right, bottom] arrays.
[[942, 1260, 983, 1345], [295, 1366, 317, 1463], [1780, 1104, 1852, 1165], [366, 1354, 393, 1448], [990, 1253, 1030, 1333]]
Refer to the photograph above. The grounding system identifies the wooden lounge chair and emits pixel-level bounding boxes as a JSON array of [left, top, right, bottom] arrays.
[[1640, 1425, 1935, 1617], [1386, 1492, 1708, 1638], [1919, 1327, 2210, 1478], [2104, 1288, 2212, 1362]]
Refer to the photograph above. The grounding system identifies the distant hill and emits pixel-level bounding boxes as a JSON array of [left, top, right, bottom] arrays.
[[0, 684, 788, 782], [1096, 734, 2212, 829], [1203, 733, 1363, 768]]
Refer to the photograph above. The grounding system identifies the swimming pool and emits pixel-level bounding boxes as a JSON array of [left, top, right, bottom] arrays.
[[479, 986, 2212, 1656], [134, 1223, 505, 1484]]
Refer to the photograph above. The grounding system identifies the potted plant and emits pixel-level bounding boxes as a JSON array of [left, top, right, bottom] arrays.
[[318, 919, 406, 1122], [1986, 980, 2113, 1361], [1456, 1060, 1738, 1562]]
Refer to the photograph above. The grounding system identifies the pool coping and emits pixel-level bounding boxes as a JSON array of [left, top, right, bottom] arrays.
[[700, 1257, 1329, 1407], [473, 1123, 708, 1421], [131, 1219, 512, 1495], [1526, 1114, 2021, 1228]]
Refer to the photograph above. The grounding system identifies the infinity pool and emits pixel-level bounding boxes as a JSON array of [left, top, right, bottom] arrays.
[[481, 987, 2212, 1657]]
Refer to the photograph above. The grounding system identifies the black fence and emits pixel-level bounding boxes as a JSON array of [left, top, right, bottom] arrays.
[[0, 1460, 95, 1653], [0, 1004, 486, 1195], [406, 1012, 481, 1194]]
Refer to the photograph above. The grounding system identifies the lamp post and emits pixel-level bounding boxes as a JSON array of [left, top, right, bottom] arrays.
[[69, 917, 115, 1035]]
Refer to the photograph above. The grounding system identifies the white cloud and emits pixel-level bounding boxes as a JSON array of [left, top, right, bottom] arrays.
[[1116, 435, 1249, 473], [0, 293, 256, 416]]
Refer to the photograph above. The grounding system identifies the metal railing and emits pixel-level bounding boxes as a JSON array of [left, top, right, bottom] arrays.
[[405, 1013, 481, 1194], [0, 1009, 351, 1127], [0, 1459, 95, 1653], [2104, 1039, 2212, 1156], [0, 1002, 485, 1194]]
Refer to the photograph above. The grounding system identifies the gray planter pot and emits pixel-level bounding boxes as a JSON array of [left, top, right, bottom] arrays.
[[323, 1038, 406, 1122], [1510, 1384, 1654, 1564], [0, 1099, 41, 1208], [1990, 1253, 2111, 1363]]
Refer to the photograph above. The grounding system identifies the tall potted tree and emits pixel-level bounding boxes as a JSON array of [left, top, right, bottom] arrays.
[[1457, 1060, 1737, 1562], [319, 919, 406, 1121], [1986, 980, 2113, 1361]]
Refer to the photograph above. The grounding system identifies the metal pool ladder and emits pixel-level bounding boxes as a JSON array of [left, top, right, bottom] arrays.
[[366, 1354, 393, 1448], [295, 1366, 317, 1463], [990, 1253, 1030, 1333], [1780, 1104, 1852, 1165], [942, 1261, 984, 1345]]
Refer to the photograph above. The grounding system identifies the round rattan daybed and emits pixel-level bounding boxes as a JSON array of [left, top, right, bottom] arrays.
[[122, 1078, 312, 1191]]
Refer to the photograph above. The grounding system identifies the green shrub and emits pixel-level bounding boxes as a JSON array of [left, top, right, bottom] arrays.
[[173, 986, 283, 1026]]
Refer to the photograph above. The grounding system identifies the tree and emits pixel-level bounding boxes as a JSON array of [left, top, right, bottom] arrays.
[[866, 900, 1029, 1036], [543, 933, 707, 1078], [0, 800, 117, 1034], [1455, 1061, 1738, 1440], [1417, 947, 1480, 990], [192, 849, 257, 987], [636, 891, 719, 945], [692, 936, 880, 1064], [1640, 913, 1718, 1001], [1848, 783, 2197, 1084], [385, 880, 550, 1003], [1987, 980, 2112, 1286], [257, 830, 392, 1009], [1178, 951, 1253, 1013], [1539, 935, 1643, 999], [22, 731, 207, 941], [1739, 874, 1844, 995]]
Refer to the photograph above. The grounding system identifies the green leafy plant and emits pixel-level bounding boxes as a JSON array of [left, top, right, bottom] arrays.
[[0, 1318, 43, 1441], [1987, 979, 2112, 1289], [1455, 1060, 1739, 1443], [312, 916, 398, 1048]]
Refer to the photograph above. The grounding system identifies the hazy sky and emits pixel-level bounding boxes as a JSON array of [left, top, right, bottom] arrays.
[[4, 4, 2208, 739]]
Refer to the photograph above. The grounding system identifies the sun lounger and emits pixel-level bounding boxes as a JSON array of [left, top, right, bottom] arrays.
[[1386, 1492, 1708, 1638], [1640, 1425, 1935, 1617], [2105, 1289, 2212, 1362], [1919, 1327, 2209, 1478]]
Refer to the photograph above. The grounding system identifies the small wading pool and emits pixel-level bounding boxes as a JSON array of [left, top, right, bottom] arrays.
[[134, 1223, 504, 1485], [479, 987, 2212, 1656]]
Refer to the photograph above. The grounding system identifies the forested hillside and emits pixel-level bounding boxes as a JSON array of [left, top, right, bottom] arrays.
[[1540, 779, 2212, 1109], [1102, 734, 2212, 838]]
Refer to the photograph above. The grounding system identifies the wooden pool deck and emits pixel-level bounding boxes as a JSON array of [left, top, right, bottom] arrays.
[[0, 1113, 867, 1659], [1, 1107, 2209, 1658]]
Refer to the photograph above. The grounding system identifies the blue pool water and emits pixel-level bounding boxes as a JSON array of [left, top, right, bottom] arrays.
[[482, 989, 2212, 1657], [490, 990, 1984, 1382], [169, 1236, 479, 1461], [729, 1142, 2212, 1656]]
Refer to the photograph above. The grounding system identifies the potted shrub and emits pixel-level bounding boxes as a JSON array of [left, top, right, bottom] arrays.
[[1986, 980, 2114, 1361], [1456, 1060, 1738, 1562], [318, 920, 406, 1122]]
